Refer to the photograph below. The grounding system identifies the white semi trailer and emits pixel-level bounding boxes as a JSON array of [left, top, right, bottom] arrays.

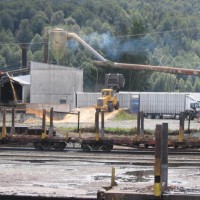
[[131, 93, 197, 119]]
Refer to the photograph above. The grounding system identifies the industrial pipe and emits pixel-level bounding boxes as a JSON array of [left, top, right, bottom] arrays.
[[49, 28, 200, 77], [67, 32, 108, 62], [93, 61, 200, 76], [49, 28, 108, 63]]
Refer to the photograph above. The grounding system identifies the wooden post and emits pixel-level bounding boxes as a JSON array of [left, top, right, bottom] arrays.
[[178, 112, 184, 142], [162, 123, 168, 189], [154, 124, 162, 197], [140, 111, 144, 137], [137, 111, 141, 135], [100, 111, 105, 137], [187, 114, 191, 134], [41, 109, 46, 139], [11, 108, 15, 134], [2, 108, 7, 138], [49, 107, 53, 137], [111, 167, 117, 187], [77, 111, 80, 133], [95, 108, 100, 141]]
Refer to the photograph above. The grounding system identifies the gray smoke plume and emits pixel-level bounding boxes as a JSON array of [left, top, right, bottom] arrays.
[[67, 31, 156, 61]]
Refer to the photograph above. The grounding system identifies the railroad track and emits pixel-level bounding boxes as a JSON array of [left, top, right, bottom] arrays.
[[0, 147, 200, 165], [0, 145, 200, 155], [0, 147, 200, 198]]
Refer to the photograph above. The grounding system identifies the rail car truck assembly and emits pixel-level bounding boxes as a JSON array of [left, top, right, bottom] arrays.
[[132, 93, 197, 119]]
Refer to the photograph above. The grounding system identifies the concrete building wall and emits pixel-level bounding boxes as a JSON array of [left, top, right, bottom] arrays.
[[30, 62, 83, 109], [22, 85, 30, 103]]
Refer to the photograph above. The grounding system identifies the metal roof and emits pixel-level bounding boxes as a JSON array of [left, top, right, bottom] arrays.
[[12, 75, 30, 85]]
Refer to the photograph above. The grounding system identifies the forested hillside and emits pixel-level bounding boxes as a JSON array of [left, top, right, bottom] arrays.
[[1, 0, 200, 92]]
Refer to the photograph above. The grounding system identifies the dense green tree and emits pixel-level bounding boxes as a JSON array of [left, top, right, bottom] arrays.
[[29, 34, 43, 53], [185, 79, 193, 92], [0, 0, 200, 92], [0, 11, 14, 31], [178, 78, 186, 92], [44, 6, 53, 23], [32, 50, 43, 62], [65, 16, 77, 26], [19, 4, 36, 20], [31, 11, 47, 35], [194, 78, 200, 92], [0, 29, 15, 44], [16, 19, 33, 43], [51, 10, 65, 25], [0, 55, 6, 67]]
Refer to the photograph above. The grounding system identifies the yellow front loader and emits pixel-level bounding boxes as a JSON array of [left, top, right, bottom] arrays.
[[96, 88, 119, 112]]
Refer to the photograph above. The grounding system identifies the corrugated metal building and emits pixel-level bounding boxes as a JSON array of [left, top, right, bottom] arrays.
[[30, 62, 83, 109]]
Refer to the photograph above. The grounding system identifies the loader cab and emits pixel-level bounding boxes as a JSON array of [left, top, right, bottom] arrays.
[[102, 89, 114, 98]]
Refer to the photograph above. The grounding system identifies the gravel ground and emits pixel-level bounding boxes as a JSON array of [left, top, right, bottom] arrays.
[[0, 151, 199, 198], [1, 108, 200, 198]]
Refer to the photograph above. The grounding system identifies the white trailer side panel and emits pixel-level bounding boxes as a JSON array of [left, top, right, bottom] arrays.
[[140, 93, 186, 114]]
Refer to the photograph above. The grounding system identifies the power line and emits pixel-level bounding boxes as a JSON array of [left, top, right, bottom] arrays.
[[0, 41, 46, 46], [117, 27, 200, 38], [0, 26, 200, 47]]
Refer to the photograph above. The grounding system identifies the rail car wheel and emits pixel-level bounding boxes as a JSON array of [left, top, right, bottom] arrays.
[[102, 144, 113, 152], [175, 114, 180, 120], [41, 142, 53, 150], [54, 142, 66, 150], [34, 142, 43, 150], [81, 143, 90, 151], [155, 114, 160, 119], [146, 114, 152, 119]]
